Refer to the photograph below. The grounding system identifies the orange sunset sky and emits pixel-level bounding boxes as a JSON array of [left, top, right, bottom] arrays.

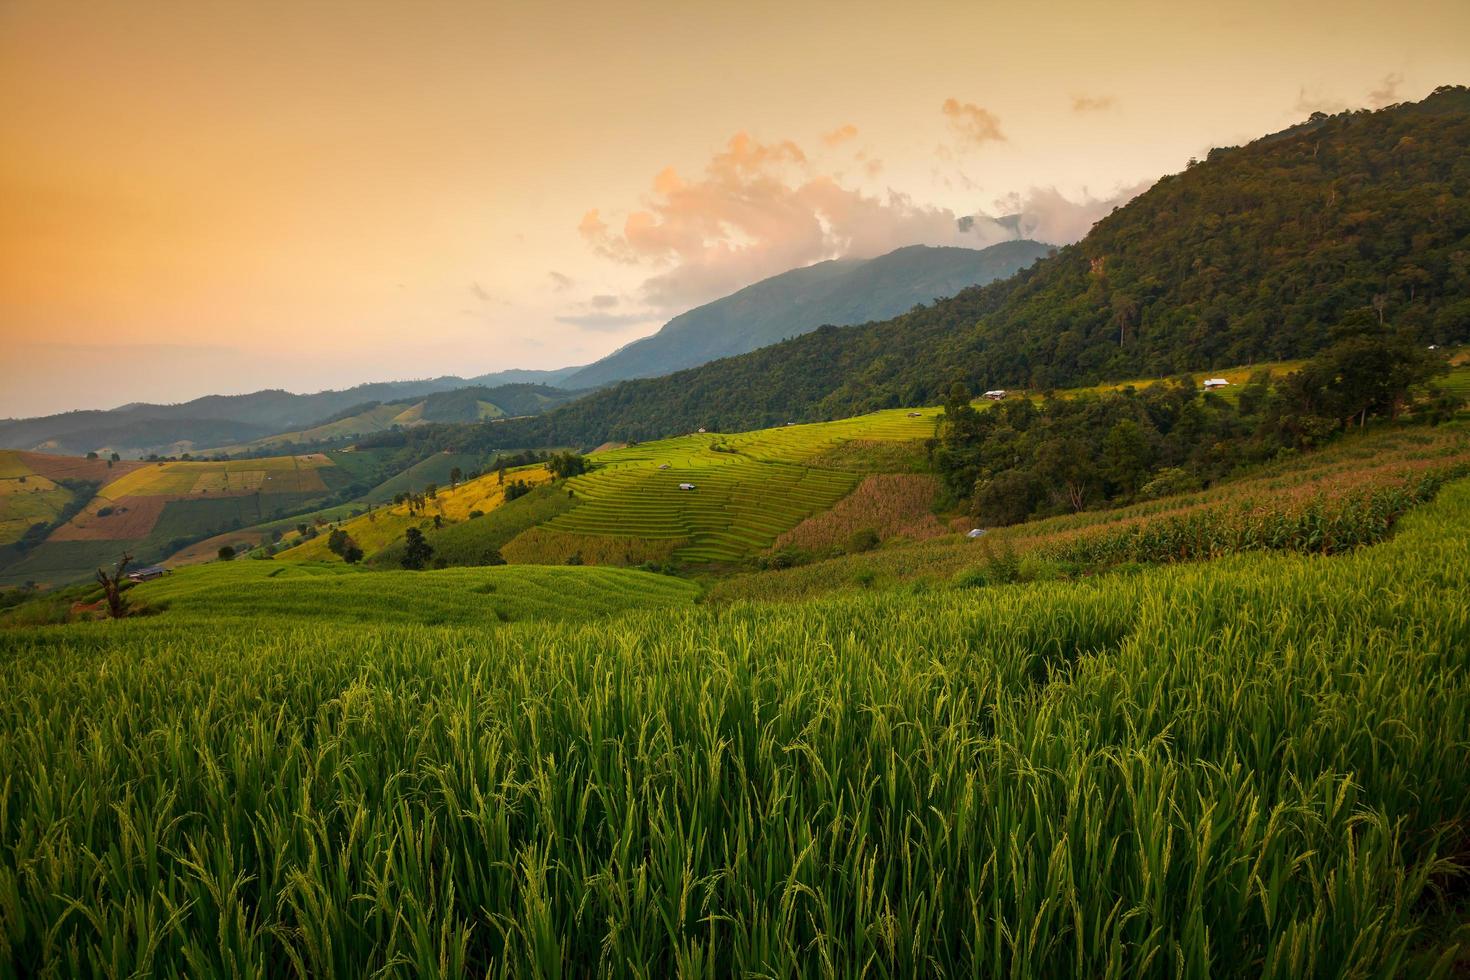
[[3, 0, 1468, 416]]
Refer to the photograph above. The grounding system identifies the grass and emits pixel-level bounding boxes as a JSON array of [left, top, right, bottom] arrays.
[[126, 559, 700, 627], [2, 474, 1468, 975]]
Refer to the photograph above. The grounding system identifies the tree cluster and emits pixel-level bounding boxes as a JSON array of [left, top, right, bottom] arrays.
[[934, 326, 1450, 526]]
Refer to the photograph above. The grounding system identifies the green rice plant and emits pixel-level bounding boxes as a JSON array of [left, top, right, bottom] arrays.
[[1, 479, 1468, 976]]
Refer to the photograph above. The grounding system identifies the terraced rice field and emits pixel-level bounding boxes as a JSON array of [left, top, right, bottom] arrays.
[[129, 559, 699, 626], [544, 409, 942, 562]]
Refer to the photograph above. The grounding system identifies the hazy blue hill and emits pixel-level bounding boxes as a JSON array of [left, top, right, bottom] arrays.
[[561, 241, 1052, 389], [0, 379, 579, 457]]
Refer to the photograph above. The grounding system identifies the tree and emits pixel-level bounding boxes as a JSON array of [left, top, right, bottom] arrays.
[[449, 466, 463, 489], [401, 527, 434, 570], [95, 553, 133, 619], [217, 546, 236, 561], [1035, 436, 1099, 512], [327, 528, 364, 562], [549, 452, 589, 480], [85, 451, 98, 460], [1101, 419, 1153, 494], [110, 452, 120, 462]]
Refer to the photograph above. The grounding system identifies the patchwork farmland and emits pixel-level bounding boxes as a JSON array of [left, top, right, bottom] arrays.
[[0, 452, 359, 585]]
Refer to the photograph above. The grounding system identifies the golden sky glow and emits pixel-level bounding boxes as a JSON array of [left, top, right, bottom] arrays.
[[3, 0, 1468, 415]]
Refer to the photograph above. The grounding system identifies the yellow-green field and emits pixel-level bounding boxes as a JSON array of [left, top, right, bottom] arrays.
[[538, 409, 940, 563], [277, 464, 553, 560], [0, 462, 67, 545], [121, 559, 700, 627]]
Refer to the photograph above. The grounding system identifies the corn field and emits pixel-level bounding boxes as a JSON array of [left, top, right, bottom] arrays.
[[2, 480, 1469, 976]]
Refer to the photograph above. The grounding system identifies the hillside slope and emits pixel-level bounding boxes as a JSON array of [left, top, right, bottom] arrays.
[[387, 85, 1470, 452], [562, 241, 1051, 389]]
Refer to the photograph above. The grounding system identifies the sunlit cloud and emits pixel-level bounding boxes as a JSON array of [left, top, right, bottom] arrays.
[[580, 131, 976, 309], [580, 126, 1153, 312], [941, 98, 1005, 147], [1368, 72, 1405, 108], [1072, 95, 1115, 113], [822, 123, 859, 146]]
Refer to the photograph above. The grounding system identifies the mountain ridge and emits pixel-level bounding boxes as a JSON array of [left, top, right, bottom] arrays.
[[561, 241, 1052, 389]]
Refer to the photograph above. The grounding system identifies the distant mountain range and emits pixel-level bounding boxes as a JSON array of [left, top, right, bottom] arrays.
[[560, 241, 1052, 389], [0, 376, 581, 457], [1, 242, 1051, 456]]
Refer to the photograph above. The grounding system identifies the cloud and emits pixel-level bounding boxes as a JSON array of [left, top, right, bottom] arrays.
[[580, 131, 981, 309], [941, 98, 1005, 147], [1072, 95, 1115, 113], [822, 123, 859, 146], [968, 182, 1154, 246], [580, 129, 1146, 312], [548, 270, 575, 292], [589, 294, 619, 309], [554, 311, 662, 332], [1294, 86, 1348, 116], [470, 281, 493, 303], [1367, 72, 1404, 108]]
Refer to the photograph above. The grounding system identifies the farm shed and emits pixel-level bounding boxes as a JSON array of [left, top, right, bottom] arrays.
[[1203, 378, 1231, 391], [126, 565, 170, 582], [678, 483, 696, 491], [983, 390, 1007, 401]]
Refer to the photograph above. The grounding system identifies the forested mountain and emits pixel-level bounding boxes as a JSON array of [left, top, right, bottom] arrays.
[[562, 241, 1052, 388], [376, 85, 1470, 454]]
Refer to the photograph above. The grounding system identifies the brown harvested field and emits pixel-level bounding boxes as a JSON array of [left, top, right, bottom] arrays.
[[772, 474, 947, 552], [19, 452, 146, 483], [502, 527, 687, 566], [48, 496, 168, 541], [165, 529, 270, 567]]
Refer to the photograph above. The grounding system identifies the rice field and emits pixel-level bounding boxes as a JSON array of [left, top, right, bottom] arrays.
[[543, 409, 941, 563], [127, 559, 700, 627], [98, 454, 336, 500], [2, 476, 1467, 975]]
